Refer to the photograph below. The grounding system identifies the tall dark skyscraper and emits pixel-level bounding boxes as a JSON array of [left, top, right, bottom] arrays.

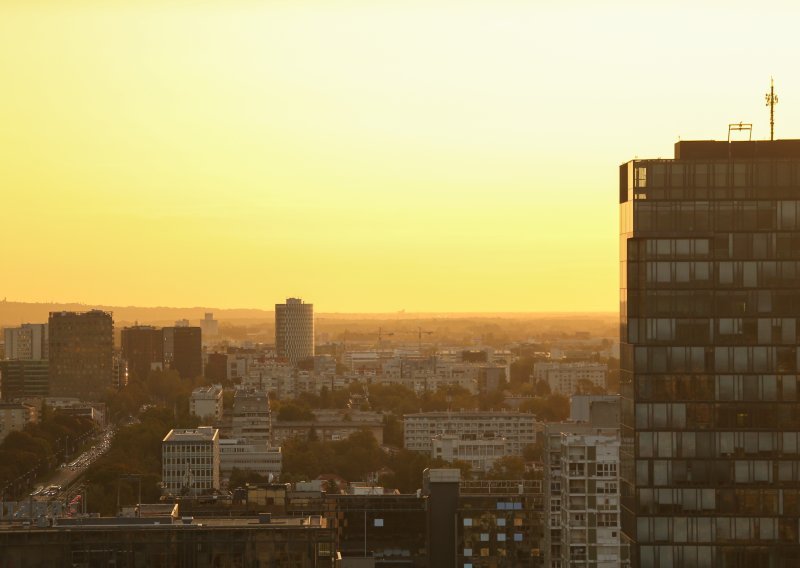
[[620, 140, 800, 566], [48, 310, 114, 400], [164, 326, 202, 379], [275, 298, 314, 365], [121, 325, 164, 381]]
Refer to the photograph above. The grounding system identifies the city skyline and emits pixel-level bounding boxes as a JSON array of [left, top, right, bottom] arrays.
[[3, 1, 800, 312]]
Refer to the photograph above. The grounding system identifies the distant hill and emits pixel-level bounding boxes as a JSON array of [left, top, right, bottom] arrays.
[[0, 301, 274, 327]]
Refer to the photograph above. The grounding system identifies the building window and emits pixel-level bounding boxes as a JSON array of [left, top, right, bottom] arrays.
[[463, 518, 473, 527]]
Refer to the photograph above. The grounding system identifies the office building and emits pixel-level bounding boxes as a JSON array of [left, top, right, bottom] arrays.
[[3, 323, 48, 360], [190, 384, 223, 422], [163, 326, 202, 379], [620, 139, 800, 566], [219, 439, 282, 481], [275, 298, 314, 364], [404, 410, 537, 456], [48, 310, 114, 400], [0, 360, 49, 400], [162, 427, 220, 495], [120, 325, 163, 380]]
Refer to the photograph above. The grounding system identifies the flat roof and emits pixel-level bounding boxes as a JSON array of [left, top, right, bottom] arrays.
[[675, 139, 800, 160]]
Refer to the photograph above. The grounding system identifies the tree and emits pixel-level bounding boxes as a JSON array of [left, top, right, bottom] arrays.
[[486, 456, 525, 480]]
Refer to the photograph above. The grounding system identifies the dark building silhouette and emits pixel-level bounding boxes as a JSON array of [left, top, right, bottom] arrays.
[[205, 352, 228, 382], [164, 326, 202, 379], [120, 325, 163, 381], [0, 360, 49, 400], [620, 139, 800, 566], [48, 310, 113, 400]]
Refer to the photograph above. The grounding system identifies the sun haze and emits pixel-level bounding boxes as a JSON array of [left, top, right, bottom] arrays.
[[2, 0, 799, 312]]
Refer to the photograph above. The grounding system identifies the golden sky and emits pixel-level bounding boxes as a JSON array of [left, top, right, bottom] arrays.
[[2, 0, 799, 312]]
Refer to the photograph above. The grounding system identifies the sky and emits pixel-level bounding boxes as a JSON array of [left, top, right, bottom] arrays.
[[2, 0, 800, 313]]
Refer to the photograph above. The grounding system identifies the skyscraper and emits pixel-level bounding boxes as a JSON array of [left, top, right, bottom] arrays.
[[620, 139, 800, 566], [49, 310, 114, 400], [121, 325, 163, 380], [275, 298, 314, 365], [164, 326, 202, 379]]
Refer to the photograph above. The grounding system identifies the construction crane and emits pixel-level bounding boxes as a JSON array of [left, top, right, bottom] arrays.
[[399, 327, 434, 353], [376, 327, 394, 351]]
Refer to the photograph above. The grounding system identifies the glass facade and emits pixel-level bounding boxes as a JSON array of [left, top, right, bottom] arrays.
[[620, 145, 800, 567]]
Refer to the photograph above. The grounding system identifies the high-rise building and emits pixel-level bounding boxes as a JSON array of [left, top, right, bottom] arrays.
[[3, 323, 48, 361], [48, 310, 114, 400], [163, 326, 202, 379], [275, 298, 314, 365], [620, 139, 800, 566], [120, 325, 163, 380]]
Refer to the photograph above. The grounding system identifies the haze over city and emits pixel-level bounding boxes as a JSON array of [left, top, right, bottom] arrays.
[[3, 0, 799, 312]]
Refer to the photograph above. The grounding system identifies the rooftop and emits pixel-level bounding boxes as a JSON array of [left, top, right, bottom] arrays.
[[163, 427, 219, 443]]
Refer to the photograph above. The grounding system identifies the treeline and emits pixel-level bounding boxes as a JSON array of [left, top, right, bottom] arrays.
[[105, 369, 212, 425], [84, 406, 199, 515], [0, 409, 96, 499], [281, 429, 538, 492]]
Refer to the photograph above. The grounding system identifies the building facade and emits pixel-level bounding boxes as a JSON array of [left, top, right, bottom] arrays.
[[3, 323, 48, 361], [162, 427, 220, 495], [219, 439, 282, 481], [0, 402, 38, 442], [120, 325, 163, 381], [620, 139, 800, 566], [404, 411, 537, 456], [168, 326, 203, 379], [0, 360, 49, 400], [48, 311, 114, 400], [231, 390, 271, 448], [190, 385, 223, 423], [275, 298, 314, 365], [532, 362, 607, 396]]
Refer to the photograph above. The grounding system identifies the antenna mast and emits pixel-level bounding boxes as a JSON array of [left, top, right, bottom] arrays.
[[765, 77, 779, 141]]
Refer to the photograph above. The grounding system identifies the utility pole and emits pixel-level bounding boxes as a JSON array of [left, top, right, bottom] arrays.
[[765, 77, 779, 141]]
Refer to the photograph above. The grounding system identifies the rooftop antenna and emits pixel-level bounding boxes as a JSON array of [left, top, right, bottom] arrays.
[[765, 77, 779, 141]]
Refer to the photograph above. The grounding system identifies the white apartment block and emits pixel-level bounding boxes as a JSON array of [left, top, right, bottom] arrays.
[[431, 434, 508, 473], [403, 411, 536, 456], [190, 385, 223, 422], [3, 324, 48, 361], [231, 390, 271, 448], [161, 427, 220, 495], [533, 362, 607, 396], [543, 422, 628, 568], [0, 403, 38, 442], [219, 439, 282, 481]]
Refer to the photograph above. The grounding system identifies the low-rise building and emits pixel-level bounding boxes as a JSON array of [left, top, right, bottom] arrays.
[[404, 410, 537, 456], [219, 438, 282, 481], [162, 427, 220, 496], [272, 410, 384, 446], [0, 402, 38, 442], [533, 361, 607, 396]]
